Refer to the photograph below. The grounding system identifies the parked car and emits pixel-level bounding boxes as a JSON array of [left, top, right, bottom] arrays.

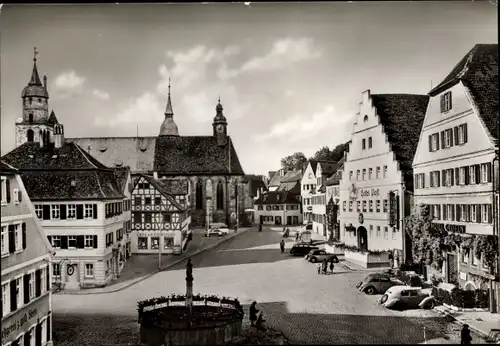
[[379, 285, 435, 310], [289, 243, 319, 256], [356, 273, 404, 295], [305, 249, 339, 263], [205, 223, 229, 237]]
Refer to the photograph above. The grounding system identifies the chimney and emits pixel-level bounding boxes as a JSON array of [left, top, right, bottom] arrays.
[[87, 144, 92, 154], [54, 124, 64, 149], [153, 172, 158, 179], [44, 76, 47, 90]]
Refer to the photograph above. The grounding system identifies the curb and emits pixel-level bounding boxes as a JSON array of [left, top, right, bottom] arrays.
[[432, 306, 493, 340], [56, 228, 253, 295]]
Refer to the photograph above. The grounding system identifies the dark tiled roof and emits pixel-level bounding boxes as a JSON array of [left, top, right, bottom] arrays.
[[154, 136, 244, 175], [429, 44, 498, 140], [318, 161, 338, 176], [325, 171, 341, 186], [371, 94, 429, 191], [156, 178, 189, 196], [254, 190, 300, 205], [137, 175, 185, 211], [281, 171, 303, 183], [48, 110, 59, 126], [309, 160, 319, 175], [277, 181, 301, 195], [0, 160, 18, 174], [19, 170, 125, 201], [113, 166, 130, 192], [248, 179, 267, 198]]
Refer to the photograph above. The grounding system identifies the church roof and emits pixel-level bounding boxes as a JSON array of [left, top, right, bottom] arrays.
[[1, 142, 125, 201], [21, 54, 49, 99], [0, 160, 18, 175], [113, 166, 131, 193]]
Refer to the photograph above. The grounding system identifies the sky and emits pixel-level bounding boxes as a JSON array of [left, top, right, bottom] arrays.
[[0, 2, 497, 176]]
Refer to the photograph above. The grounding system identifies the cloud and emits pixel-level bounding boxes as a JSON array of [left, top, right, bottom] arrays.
[[253, 105, 351, 143], [240, 38, 321, 72], [94, 92, 162, 127], [92, 88, 110, 100], [285, 90, 295, 97], [53, 70, 85, 97]]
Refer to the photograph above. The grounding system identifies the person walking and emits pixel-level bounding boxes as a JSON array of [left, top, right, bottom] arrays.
[[322, 259, 328, 275], [249, 301, 259, 327], [329, 260, 334, 274], [295, 232, 300, 242], [317, 262, 322, 274], [280, 239, 285, 254], [388, 251, 394, 268], [460, 324, 472, 344]]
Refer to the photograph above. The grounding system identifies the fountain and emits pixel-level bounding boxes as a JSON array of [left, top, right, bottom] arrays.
[[137, 259, 244, 345]]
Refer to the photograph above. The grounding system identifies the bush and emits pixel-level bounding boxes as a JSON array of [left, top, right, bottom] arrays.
[[399, 263, 422, 274], [475, 290, 489, 308], [450, 288, 463, 308], [432, 287, 489, 309], [409, 275, 423, 287]]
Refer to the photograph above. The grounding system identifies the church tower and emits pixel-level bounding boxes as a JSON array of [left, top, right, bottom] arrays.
[[213, 98, 228, 146], [159, 78, 179, 136], [16, 47, 56, 147]]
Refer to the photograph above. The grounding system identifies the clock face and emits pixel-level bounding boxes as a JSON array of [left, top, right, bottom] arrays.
[[216, 124, 224, 133]]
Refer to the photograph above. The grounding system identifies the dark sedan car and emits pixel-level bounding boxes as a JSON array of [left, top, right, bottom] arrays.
[[305, 249, 339, 263], [289, 243, 319, 256], [356, 273, 404, 295]]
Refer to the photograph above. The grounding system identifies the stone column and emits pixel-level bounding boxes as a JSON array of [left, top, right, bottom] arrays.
[[186, 260, 194, 326]]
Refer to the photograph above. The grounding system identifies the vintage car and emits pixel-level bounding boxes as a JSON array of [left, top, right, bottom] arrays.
[[289, 243, 319, 256], [379, 285, 435, 310], [305, 249, 339, 263], [356, 273, 404, 295], [205, 223, 229, 237]]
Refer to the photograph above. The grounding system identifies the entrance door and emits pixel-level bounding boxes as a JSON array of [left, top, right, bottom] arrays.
[[357, 227, 368, 251], [292, 216, 298, 225], [447, 253, 458, 284], [287, 216, 292, 225], [275, 216, 282, 225]]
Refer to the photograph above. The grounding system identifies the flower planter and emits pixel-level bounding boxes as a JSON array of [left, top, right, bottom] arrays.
[[344, 250, 390, 269], [325, 243, 344, 256]]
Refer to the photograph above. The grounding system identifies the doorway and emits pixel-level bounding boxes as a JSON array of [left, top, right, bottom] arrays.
[[357, 226, 368, 251], [446, 253, 458, 285], [275, 216, 282, 225], [287, 216, 292, 225]]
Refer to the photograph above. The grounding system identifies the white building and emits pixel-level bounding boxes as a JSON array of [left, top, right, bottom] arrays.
[[254, 190, 301, 226], [1, 160, 54, 346], [412, 44, 498, 310], [339, 90, 429, 266]]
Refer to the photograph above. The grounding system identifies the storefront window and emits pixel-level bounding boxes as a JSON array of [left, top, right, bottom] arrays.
[[151, 237, 160, 250], [164, 237, 174, 249], [138, 237, 148, 249]]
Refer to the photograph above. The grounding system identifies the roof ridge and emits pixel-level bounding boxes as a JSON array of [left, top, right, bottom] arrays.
[[73, 142, 99, 169], [94, 171, 106, 198]]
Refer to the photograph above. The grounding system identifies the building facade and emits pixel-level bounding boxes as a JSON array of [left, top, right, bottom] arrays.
[[301, 161, 318, 224], [254, 191, 301, 226], [412, 45, 498, 310], [1, 161, 54, 346], [131, 175, 190, 255], [339, 90, 429, 262]]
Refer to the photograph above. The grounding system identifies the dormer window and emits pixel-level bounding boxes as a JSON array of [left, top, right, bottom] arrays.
[[363, 115, 368, 122], [440, 91, 452, 113]]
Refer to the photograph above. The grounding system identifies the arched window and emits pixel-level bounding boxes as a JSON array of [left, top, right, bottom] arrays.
[[27, 129, 34, 142], [216, 182, 224, 210], [28, 114, 33, 123], [195, 180, 203, 210]]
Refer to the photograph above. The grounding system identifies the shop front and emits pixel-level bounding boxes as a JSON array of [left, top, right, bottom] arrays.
[[132, 230, 182, 255]]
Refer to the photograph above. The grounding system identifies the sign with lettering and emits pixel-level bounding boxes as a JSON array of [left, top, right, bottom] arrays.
[[433, 223, 466, 234], [358, 213, 364, 224], [360, 188, 380, 198], [307, 206, 313, 211]]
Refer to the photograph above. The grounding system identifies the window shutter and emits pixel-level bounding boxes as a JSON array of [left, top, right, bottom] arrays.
[[10, 280, 17, 312], [466, 205, 470, 222], [61, 236, 68, 249], [46, 315, 51, 341], [441, 170, 446, 186], [435, 134, 439, 151], [440, 95, 445, 112], [487, 163, 492, 182], [430, 173, 434, 187], [93, 204, 98, 219], [76, 205, 84, 219], [450, 169, 454, 186], [23, 274, 30, 304], [436, 171, 440, 187], [443, 204, 447, 220], [440, 131, 445, 149], [77, 235, 84, 249], [22, 223, 26, 249], [422, 174, 426, 188], [428, 135, 432, 152], [6, 178, 10, 203], [456, 205, 461, 222], [455, 168, 460, 185], [35, 270, 41, 297], [24, 331, 30, 346], [487, 205, 492, 223], [465, 166, 470, 185], [463, 123, 468, 143], [93, 235, 98, 248], [47, 236, 52, 245], [451, 205, 455, 221], [36, 323, 42, 346], [43, 205, 50, 220], [454, 126, 459, 145], [449, 129, 454, 147], [46, 266, 50, 292], [449, 94, 453, 110], [9, 225, 15, 253], [60, 204, 67, 220], [477, 204, 482, 223], [475, 165, 480, 184]]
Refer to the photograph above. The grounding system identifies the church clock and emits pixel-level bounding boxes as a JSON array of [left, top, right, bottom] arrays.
[[216, 124, 225, 133]]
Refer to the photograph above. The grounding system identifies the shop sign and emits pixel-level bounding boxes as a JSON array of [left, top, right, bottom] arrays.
[[1, 295, 49, 342], [360, 188, 380, 198], [433, 223, 466, 234], [358, 213, 364, 224]]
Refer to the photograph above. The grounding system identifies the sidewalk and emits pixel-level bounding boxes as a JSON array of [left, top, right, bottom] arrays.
[[433, 305, 500, 343], [56, 227, 253, 295]]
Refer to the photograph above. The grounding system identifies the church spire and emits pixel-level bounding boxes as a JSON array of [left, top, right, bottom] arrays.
[[29, 47, 42, 86], [159, 77, 179, 136], [165, 77, 174, 116]]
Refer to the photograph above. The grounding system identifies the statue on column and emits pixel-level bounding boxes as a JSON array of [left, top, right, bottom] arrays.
[[186, 259, 193, 282]]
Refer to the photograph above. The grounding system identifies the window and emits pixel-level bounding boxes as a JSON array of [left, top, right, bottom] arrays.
[[51, 205, 60, 219], [458, 124, 467, 144], [2, 283, 9, 316], [362, 201, 367, 212], [1, 225, 7, 256], [362, 169, 366, 181], [369, 225, 373, 237], [447, 205, 453, 221], [14, 224, 22, 251], [459, 167, 466, 185], [145, 197, 151, 205], [362, 138, 366, 150], [164, 237, 174, 249], [376, 226, 381, 237], [471, 249, 477, 266], [154, 197, 162, 205], [84, 204, 93, 219], [369, 200, 373, 212], [29, 272, 35, 299], [134, 197, 142, 206], [15, 277, 22, 308], [29, 326, 35, 346], [1, 176, 6, 205], [34, 205, 43, 219], [480, 164, 488, 183], [85, 264, 94, 277], [53, 263, 61, 277], [348, 201, 353, 212], [138, 237, 148, 249], [433, 205, 440, 220], [432, 133, 439, 151], [41, 318, 47, 344], [461, 247, 469, 263], [469, 166, 476, 184], [40, 267, 46, 294], [145, 213, 152, 223], [460, 205, 467, 221], [441, 91, 452, 112], [482, 204, 491, 224], [470, 205, 477, 222], [67, 204, 76, 219], [444, 129, 452, 148], [384, 227, 388, 239], [13, 188, 20, 204], [357, 201, 361, 212], [383, 199, 388, 212], [368, 168, 373, 180], [342, 201, 346, 212], [383, 166, 388, 178], [376, 200, 380, 213], [368, 137, 372, 148], [356, 170, 360, 181], [151, 237, 159, 250], [445, 170, 452, 187], [375, 166, 380, 179], [349, 171, 353, 181], [68, 236, 77, 248]]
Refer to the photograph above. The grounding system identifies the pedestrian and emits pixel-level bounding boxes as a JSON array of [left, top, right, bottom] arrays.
[[388, 251, 394, 268], [460, 324, 472, 344], [280, 239, 285, 254], [295, 232, 299, 242], [395, 251, 400, 268], [317, 262, 322, 274], [322, 260, 328, 275], [249, 301, 259, 327], [329, 260, 334, 274]]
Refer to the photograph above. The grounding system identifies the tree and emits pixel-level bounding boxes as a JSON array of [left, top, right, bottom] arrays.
[[312, 146, 332, 161], [311, 142, 349, 162], [280, 152, 307, 172]]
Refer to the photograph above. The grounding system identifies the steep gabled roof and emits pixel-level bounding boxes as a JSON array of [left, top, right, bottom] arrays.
[[135, 175, 185, 211], [325, 171, 341, 186], [429, 44, 498, 140], [309, 160, 319, 175], [0, 160, 18, 175], [371, 94, 429, 191], [254, 190, 300, 205]]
